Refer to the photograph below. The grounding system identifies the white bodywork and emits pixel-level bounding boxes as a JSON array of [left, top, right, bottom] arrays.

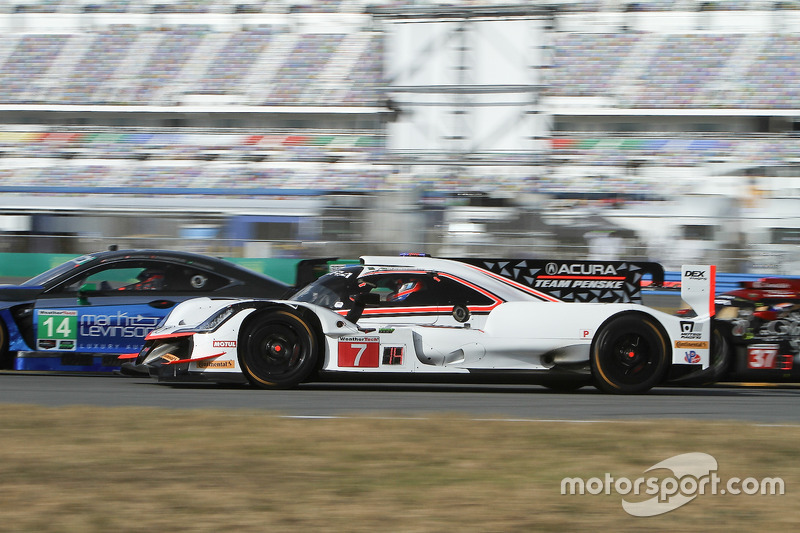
[[142, 258, 714, 382]]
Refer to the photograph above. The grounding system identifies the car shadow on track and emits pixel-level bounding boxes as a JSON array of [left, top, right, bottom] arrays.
[[155, 379, 800, 396]]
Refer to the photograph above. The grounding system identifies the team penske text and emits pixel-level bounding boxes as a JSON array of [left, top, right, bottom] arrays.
[[535, 279, 624, 289]]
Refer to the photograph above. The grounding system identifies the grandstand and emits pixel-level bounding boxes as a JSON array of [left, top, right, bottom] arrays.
[[0, 0, 798, 272]]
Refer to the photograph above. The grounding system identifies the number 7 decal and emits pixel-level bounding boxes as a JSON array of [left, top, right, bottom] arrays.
[[338, 337, 380, 368], [351, 343, 368, 366]]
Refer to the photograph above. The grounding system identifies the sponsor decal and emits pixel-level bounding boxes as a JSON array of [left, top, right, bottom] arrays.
[[161, 354, 179, 362], [78, 312, 160, 339], [338, 337, 380, 368], [679, 321, 703, 340], [39, 310, 79, 317], [675, 341, 709, 349], [37, 339, 57, 350], [212, 340, 237, 348], [465, 258, 653, 304], [38, 309, 163, 352], [379, 327, 395, 334], [535, 279, 625, 289], [196, 359, 235, 369], [757, 315, 800, 339], [684, 269, 708, 281], [545, 263, 618, 277], [538, 263, 624, 289], [684, 351, 701, 364], [340, 336, 380, 343]]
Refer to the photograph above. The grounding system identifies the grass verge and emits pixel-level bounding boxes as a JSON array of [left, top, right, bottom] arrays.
[[0, 405, 796, 532]]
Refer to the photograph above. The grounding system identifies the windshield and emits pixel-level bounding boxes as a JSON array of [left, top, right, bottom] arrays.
[[21, 254, 99, 287], [290, 266, 362, 309]]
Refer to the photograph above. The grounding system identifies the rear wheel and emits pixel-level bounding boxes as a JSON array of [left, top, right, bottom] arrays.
[[706, 325, 731, 383], [591, 315, 669, 394], [238, 310, 318, 389]]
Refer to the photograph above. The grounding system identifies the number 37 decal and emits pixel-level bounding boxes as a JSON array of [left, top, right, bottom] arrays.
[[747, 344, 793, 370]]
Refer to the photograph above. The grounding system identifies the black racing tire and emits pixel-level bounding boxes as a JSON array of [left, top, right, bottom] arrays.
[[706, 325, 731, 383], [0, 322, 10, 370], [238, 310, 318, 390], [591, 315, 669, 394]]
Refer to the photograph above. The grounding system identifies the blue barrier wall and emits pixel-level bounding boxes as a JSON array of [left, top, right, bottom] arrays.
[[654, 271, 800, 295]]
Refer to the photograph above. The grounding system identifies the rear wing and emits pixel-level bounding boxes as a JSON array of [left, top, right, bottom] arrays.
[[457, 259, 664, 303], [680, 265, 716, 318]]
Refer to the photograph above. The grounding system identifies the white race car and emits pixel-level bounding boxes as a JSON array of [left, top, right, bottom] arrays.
[[122, 255, 716, 394]]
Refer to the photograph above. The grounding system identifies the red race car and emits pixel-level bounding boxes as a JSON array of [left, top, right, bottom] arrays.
[[710, 277, 800, 382]]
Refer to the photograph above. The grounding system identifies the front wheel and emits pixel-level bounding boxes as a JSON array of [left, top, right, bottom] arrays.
[[591, 315, 669, 394], [238, 310, 318, 389]]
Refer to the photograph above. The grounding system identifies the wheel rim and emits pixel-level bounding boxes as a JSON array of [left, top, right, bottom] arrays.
[[602, 331, 659, 385], [245, 318, 311, 383]]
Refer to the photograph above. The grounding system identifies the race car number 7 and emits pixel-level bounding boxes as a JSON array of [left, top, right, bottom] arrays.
[[338, 338, 380, 368], [351, 344, 368, 366]]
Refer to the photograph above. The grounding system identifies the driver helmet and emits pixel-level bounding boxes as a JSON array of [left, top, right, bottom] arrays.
[[134, 268, 165, 290], [388, 279, 423, 302], [138, 268, 163, 281]]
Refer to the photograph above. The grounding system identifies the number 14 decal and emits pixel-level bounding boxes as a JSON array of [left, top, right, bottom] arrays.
[[338, 338, 380, 368]]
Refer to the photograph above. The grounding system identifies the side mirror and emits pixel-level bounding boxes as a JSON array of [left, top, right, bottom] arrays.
[[78, 283, 96, 305], [79, 283, 96, 293], [357, 293, 380, 305]]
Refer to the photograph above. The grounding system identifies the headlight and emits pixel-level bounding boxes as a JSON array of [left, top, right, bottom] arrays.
[[197, 306, 235, 332]]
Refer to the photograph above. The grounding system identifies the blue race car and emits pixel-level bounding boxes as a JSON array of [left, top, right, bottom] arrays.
[[0, 249, 294, 372]]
